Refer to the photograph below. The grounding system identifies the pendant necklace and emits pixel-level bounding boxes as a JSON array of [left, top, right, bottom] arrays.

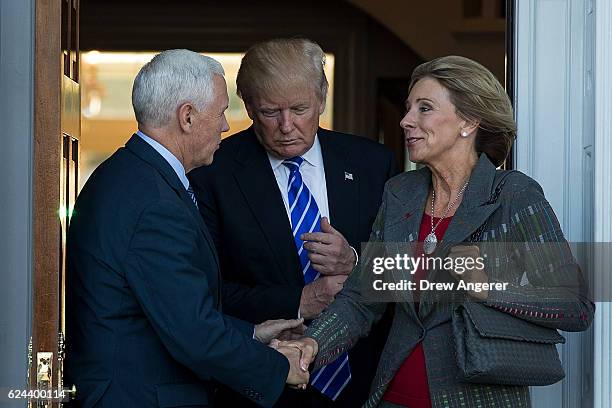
[[423, 180, 469, 255]]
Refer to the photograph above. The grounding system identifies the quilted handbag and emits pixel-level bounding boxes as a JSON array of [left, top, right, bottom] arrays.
[[452, 170, 566, 386], [452, 301, 566, 386]]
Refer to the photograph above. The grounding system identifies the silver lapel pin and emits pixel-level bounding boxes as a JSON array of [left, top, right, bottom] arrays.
[[344, 171, 353, 181]]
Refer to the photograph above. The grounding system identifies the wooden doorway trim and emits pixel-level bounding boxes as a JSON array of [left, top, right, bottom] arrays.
[[32, 0, 81, 400], [32, 0, 62, 387]]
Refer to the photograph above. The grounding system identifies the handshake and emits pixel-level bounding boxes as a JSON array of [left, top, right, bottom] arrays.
[[253, 318, 320, 388], [270, 337, 319, 389]]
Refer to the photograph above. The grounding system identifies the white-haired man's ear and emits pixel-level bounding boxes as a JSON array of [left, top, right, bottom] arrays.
[[178, 103, 194, 132]]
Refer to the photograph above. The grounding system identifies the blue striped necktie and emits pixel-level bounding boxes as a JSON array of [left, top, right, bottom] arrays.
[[187, 184, 199, 210], [282, 157, 351, 401]]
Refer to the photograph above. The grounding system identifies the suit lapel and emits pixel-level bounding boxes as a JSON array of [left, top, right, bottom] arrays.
[[125, 135, 220, 270], [419, 155, 499, 319], [385, 167, 430, 318], [232, 128, 304, 285], [429, 154, 499, 257], [318, 129, 359, 245], [392, 167, 430, 244]]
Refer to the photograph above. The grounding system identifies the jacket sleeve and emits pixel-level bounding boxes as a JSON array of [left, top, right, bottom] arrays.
[[123, 199, 288, 407], [305, 185, 390, 368], [222, 282, 303, 322], [484, 177, 595, 332]]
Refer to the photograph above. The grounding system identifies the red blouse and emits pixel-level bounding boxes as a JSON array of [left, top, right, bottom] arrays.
[[382, 213, 453, 408]]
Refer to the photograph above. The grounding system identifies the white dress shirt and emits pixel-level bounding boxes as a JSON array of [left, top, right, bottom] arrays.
[[136, 130, 190, 190], [267, 134, 330, 224]]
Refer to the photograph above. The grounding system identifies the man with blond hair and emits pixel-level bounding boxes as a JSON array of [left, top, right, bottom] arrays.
[[190, 39, 398, 407]]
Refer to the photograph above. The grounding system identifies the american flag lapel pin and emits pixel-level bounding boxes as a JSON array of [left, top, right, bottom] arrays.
[[344, 171, 353, 181]]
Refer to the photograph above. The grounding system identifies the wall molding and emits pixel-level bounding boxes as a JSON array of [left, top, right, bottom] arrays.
[[513, 1, 595, 406], [513, 0, 535, 176], [593, 0, 612, 406]]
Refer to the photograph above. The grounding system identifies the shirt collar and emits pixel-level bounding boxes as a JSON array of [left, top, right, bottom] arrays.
[[136, 130, 190, 190], [267, 133, 323, 171]]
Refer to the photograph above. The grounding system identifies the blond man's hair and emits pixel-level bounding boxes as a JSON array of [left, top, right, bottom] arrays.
[[237, 38, 328, 104]]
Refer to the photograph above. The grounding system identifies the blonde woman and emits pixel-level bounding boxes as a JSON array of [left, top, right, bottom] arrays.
[[285, 56, 594, 408]]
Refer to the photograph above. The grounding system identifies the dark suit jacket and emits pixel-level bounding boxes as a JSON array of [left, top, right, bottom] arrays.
[[65, 134, 289, 408], [307, 154, 594, 408], [188, 127, 399, 407]]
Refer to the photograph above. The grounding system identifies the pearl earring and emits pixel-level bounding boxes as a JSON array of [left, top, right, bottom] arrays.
[[461, 131, 468, 137]]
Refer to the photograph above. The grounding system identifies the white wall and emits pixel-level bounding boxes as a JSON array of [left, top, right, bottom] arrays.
[[0, 0, 34, 404], [514, 0, 595, 407]]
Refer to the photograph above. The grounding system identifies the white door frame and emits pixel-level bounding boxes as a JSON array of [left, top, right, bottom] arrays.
[[513, 0, 597, 407], [593, 0, 612, 407]]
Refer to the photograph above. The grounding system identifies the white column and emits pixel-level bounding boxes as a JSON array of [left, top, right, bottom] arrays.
[[514, 1, 595, 407], [593, 0, 612, 406]]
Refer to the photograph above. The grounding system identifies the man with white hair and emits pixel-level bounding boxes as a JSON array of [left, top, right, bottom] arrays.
[[65, 49, 308, 408]]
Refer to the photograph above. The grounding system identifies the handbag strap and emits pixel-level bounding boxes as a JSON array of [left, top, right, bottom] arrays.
[[469, 170, 518, 242]]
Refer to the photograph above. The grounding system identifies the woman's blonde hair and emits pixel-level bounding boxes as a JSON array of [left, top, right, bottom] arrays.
[[409, 55, 516, 167], [236, 38, 328, 104]]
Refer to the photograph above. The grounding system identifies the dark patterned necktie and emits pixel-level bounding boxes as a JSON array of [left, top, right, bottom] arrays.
[[187, 184, 199, 210]]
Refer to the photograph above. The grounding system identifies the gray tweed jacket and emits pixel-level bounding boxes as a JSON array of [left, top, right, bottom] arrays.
[[305, 154, 594, 408]]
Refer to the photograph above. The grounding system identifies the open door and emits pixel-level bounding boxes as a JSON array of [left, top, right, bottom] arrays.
[[31, 0, 79, 405], [376, 77, 411, 172]]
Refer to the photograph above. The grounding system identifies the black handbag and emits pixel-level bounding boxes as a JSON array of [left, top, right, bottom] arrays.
[[452, 301, 566, 385], [452, 170, 566, 386]]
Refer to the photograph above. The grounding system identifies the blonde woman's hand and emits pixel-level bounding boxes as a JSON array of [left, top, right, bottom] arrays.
[[447, 245, 489, 300]]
